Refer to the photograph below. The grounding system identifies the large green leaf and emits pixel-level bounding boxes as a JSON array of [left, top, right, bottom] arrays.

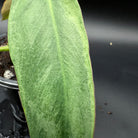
[[8, 0, 95, 138]]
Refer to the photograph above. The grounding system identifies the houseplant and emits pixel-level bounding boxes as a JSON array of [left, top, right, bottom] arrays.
[[1, 0, 95, 137]]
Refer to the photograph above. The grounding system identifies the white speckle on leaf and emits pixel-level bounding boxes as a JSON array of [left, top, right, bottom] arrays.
[[109, 42, 112, 46], [3, 70, 14, 79]]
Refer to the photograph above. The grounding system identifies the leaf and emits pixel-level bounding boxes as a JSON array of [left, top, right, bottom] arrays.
[[8, 0, 95, 137], [1, 0, 12, 20]]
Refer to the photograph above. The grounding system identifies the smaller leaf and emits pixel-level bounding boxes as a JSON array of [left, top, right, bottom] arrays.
[[0, 45, 9, 52], [1, 0, 12, 20]]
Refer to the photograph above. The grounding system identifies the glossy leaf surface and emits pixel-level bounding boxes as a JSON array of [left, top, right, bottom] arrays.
[[8, 0, 95, 137], [1, 0, 11, 20]]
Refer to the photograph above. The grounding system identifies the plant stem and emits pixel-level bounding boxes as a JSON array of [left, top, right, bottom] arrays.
[[0, 45, 9, 52]]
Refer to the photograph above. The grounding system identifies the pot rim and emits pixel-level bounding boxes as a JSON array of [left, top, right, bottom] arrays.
[[0, 76, 18, 90]]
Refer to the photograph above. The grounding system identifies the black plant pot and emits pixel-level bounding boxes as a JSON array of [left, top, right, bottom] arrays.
[[0, 30, 30, 136], [0, 77, 30, 137]]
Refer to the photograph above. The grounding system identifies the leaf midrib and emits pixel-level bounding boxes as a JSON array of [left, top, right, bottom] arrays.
[[47, 0, 66, 91], [47, 0, 71, 135]]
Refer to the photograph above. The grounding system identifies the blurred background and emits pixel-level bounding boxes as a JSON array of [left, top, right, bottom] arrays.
[[0, 0, 7, 35], [0, 0, 138, 138], [79, 0, 138, 43], [78, 1, 138, 138]]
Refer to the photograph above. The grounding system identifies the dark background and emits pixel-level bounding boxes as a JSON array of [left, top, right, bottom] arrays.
[[78, 1, 138, 138], [79, 0, 138, 20], [0, 1, 138, 138]]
